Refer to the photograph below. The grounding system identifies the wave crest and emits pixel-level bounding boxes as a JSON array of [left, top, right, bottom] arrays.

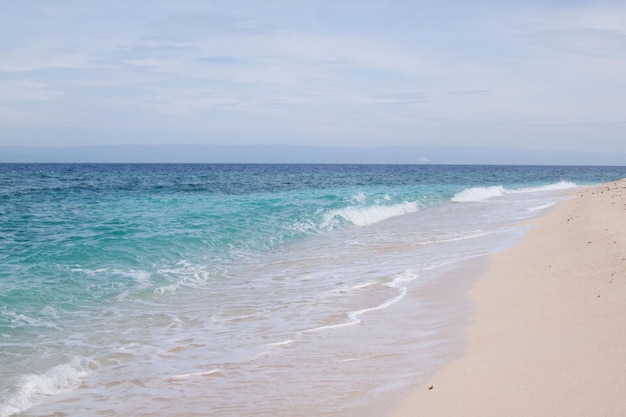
[[451, 181, 578, 203], [0, 358, 92, 417], [321, 201, 419, 227]]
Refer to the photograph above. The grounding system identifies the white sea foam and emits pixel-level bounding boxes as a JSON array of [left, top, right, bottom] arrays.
[[154, 283, 179, 296], [432, 230, 494, 244], [266, 339, 294, 348], [69, 267, 108, 275], [515, 181, 577, 193], [40, 305, 60, 320], [451, 181, 578, 202], [1, 309, 61, 330], [155, 263, 221, 291], [303, 271, 417, 333], [167, 369, 221, 381], [285, 220, 318, 235], [450, 186, 507, 202], [321, 202, 419, 228], [117, 269, 152, 286], [373, 194, 392, 204], [525, 202, 557, 212], [350, 191, 367, 204], [352, 281, 378, 290], [0, 358, 91, 417]]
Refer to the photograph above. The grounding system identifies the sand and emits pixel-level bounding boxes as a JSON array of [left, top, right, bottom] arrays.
[[392, 179, 626, 417]]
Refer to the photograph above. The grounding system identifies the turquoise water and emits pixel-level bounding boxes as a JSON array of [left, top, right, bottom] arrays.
[[1, 164, 625, 417]]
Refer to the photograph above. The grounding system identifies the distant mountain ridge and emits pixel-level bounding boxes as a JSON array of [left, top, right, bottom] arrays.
[[1, 144, 624, 165]]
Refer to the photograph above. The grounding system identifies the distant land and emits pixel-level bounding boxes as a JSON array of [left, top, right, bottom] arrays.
[[1, 144, 625, 165]]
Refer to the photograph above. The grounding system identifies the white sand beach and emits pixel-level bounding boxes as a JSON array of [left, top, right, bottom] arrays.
[[393, 179, 626, 417]]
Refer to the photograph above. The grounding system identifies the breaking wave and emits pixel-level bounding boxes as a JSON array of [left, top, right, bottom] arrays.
[[451, 181, 577, 203], [0, 358, 92, 417], [320, 201, 419, 228]]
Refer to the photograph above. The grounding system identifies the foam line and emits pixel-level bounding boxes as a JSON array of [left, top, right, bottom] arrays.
[[321, 201, 419, 227], [451, 181, 578, 202], [302, 272, 416, 333], [0, 358, 91, 417]]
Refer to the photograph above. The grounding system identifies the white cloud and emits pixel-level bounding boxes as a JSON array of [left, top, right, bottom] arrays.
[[0, 1, 625, 154], [147, 88, 241, 115], [0, 80, 64, 102], [0, 50, 92, 72]]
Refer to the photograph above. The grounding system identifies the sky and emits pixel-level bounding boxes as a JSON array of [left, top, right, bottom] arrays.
[[1, 0, 626, 156]]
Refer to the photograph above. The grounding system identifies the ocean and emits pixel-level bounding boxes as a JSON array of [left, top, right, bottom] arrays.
[[2, 164, 625, 417]]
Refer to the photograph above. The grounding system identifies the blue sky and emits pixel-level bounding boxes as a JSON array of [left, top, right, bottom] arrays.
[[1, 0, 626, 155]]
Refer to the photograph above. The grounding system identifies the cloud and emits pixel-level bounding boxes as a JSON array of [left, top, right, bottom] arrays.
[[0, 51, 92, 73], [0, 80, 64, 102], [529, 27, 626, 60], [521, 5, 626, 59], [148, 13, 276, 41], [0, 1, 625, 154], [147, 88, 241, 115], [446, 90, 489, 95]]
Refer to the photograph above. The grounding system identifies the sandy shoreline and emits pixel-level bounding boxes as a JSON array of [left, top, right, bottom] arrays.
[[392, 179, 626, 417]]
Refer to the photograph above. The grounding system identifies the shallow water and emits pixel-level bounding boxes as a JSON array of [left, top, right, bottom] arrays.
[[2, 164, 625, 417]]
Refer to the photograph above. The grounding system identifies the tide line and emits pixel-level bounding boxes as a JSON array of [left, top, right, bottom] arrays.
[[302, 271, 416, 333]]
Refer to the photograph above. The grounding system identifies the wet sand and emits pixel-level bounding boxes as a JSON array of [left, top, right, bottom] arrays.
[[392, 179, 626, 417]]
